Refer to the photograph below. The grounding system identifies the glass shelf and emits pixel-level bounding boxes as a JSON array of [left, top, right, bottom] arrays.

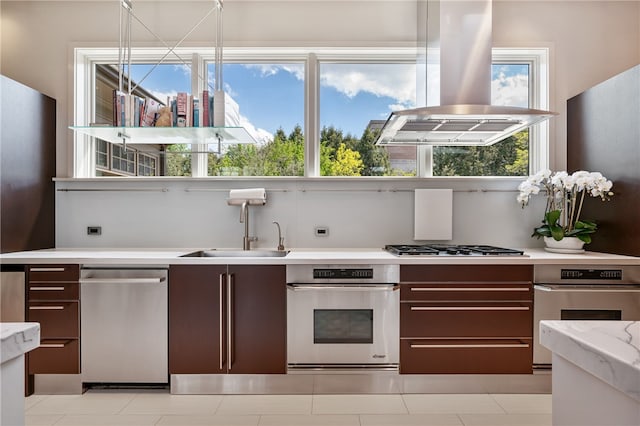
[[70, 126, 256, 146]]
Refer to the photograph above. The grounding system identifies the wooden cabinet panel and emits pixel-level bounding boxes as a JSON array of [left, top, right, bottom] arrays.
[[400, 301, 532, 338], [401, 265, 533, 283], [27, 301, 79, 338], [168, 264, 287, 375], [400, 282, 532, 302], [26, 264, 80, 376], [228, 265, 286, 374], [399, 265, 533, 374], [27, 265, 79, 282], [400, 338, 532, 374], [169, 265, 226, 374], [28, 339, 80, 374], [28, 282, 79, 301]]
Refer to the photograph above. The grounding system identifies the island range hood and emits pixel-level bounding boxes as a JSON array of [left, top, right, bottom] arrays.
[[376, 0, 557, 147]]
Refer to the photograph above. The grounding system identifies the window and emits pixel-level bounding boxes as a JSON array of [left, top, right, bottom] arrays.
[[76, 47, 549, 178], [433, 62, 532, 176], [318, 62, 417, 176], [205, 62, 305, 177]]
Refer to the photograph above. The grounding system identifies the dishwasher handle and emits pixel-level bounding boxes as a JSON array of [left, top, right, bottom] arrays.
[[79, 277, 166, 284], [534, 284, 640, 292]]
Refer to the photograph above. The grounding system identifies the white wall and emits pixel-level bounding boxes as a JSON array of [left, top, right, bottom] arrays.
[[2, 1, 639, 249]]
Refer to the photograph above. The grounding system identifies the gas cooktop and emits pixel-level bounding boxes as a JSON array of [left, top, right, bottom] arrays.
[[385, 244, 525, 256]]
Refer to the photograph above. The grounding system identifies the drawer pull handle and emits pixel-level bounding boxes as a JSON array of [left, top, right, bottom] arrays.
[[79, 278, 165, 284], [410, 343, 530, 349], [29, 306, 65, 310], [410, 306, 529, 311], [29, 287, 65, 291], [39, 343, 66, 348], [30, 267, 66, 272], [410, 287, 528, 292]]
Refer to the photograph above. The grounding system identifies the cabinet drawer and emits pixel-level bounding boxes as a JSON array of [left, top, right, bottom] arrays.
[[400, 282, 532, 302], [400, 338, 532, 374], [28, 282, 79, 300], [28, 339, 79, 374], [28, 264, 79, 282], [27, 301, 79, 338], [400, 265, 533, 282], [400, 301, 532, 338]]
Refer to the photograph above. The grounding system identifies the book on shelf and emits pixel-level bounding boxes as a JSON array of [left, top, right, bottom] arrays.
[[202, 90, 210, 127], [141, 97, 161, 127]]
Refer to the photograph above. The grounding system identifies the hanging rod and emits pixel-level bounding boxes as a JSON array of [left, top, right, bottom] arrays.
[[57, 188, 169, 192], [184, 188, 290, 192]]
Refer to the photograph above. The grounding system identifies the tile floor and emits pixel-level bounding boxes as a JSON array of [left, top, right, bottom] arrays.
[[24, 390, 552, 426]]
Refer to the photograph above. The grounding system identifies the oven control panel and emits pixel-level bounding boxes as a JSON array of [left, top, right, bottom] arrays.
[[560, 269, 623, 280], [313, 268, 374, 279]]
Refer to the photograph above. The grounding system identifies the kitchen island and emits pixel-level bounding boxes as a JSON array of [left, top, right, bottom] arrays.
[[540, 320, 640, 426], [1, 322, 40, 426]]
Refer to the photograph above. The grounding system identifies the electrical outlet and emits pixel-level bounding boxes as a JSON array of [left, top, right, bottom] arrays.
[[87, 226, 102, 236], [314, 226, 329, 237]]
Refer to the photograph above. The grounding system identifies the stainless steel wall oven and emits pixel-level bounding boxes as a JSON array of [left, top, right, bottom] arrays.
[[533, 264, 640, 367], [286, 264, 399, 370]]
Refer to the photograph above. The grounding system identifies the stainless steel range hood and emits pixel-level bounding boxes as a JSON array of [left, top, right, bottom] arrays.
[[376, 0, 557, 147]]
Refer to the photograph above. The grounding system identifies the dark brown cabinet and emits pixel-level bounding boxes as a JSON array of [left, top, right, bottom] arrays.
[[26, 265, 80, 374], [169, 264, 286, 375], [399, 265, 533, 374]]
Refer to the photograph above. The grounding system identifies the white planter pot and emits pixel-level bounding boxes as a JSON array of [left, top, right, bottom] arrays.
[[543, 236, 585, 253]]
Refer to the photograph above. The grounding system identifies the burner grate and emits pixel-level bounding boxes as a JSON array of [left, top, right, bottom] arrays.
[[385, 244, 524, 256]]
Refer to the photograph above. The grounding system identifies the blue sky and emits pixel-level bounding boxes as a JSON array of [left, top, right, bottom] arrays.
[[128, 61, 529, 142]]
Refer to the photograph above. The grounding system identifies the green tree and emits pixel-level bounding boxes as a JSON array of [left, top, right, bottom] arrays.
[[165, 144, 191, 176], [355, 127, 390, 176], [323, 143, 364, 176], [433, 129, 529, 176]]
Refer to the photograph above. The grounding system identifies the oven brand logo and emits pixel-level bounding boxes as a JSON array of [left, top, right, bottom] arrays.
[[372, 354, 387, 359]]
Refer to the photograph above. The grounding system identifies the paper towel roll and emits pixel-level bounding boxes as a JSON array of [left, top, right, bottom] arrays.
[[228, 188, 267, 205]]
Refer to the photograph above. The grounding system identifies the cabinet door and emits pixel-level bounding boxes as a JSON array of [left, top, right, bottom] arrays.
[[228, 265, 286, 374], [169, 265, 226, 374]]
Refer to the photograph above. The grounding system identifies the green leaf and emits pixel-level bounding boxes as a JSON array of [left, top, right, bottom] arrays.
[[550, 225, 565, 241], [578, 234, 592, 244], [544, 209, 562, 227]]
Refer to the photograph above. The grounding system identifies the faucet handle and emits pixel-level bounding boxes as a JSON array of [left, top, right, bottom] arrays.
[[273, 221, 285, 251]]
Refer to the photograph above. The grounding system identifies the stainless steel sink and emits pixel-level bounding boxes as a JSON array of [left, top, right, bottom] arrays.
[[181, 249, 289, 258]]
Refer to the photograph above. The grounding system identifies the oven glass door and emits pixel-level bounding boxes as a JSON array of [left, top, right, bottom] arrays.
[[287, 285, 399, 366], [533, 284, 640, 365]]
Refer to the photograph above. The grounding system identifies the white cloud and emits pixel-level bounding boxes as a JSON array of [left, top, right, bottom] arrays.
[[243, 64, 305, 81], [491, 72, 529, 108], [320, 64, 417, 108], [224, 93, 274, 145]]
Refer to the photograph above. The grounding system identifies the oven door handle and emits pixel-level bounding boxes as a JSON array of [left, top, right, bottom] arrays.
[[287, 284, 398, 291], [534, 284, 640, 292]]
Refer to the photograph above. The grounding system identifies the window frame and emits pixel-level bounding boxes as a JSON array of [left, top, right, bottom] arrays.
[[73, 46, 550, 178]]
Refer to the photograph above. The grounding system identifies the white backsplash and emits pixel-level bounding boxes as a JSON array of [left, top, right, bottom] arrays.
[[55, 179, 546, 250]]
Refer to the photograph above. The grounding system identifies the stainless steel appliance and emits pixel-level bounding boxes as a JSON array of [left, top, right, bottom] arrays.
[[287, 264, 399, 370], [533, 264, 640, 367], [80, 267, 168, 384], [385, 244, 525, 256]]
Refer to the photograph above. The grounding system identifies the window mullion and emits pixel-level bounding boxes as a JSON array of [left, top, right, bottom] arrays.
[[305, 53, 319, 177]]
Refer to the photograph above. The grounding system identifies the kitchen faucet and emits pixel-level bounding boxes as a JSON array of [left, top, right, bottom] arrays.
[[239, 201, 257, 250]]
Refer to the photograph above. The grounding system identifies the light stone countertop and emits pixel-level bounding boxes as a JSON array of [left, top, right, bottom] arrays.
[[0, 322, 41, 364], [540, 320, 640, 402], [0, 247, 638, 265]]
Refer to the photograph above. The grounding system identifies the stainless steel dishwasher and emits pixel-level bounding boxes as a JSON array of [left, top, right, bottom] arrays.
[[80, 266, 168, 384]]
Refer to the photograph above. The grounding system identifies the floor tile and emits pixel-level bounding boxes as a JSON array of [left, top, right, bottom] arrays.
[[216, 395, 312, 415], [25, 414, 64, 426], [312, 394, 407, 415], [157, 414, 260, 425], [458, 413, 552, 426], [25, 395, 50, 410], [490, 394, 552, 414], [402, 394, 505, 414], [25, 393, 137, 415], [360, 413, 464, 425], [54, 414, 161, 425], [259, 414, 360, 425], [121, 393, 223, 415]]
